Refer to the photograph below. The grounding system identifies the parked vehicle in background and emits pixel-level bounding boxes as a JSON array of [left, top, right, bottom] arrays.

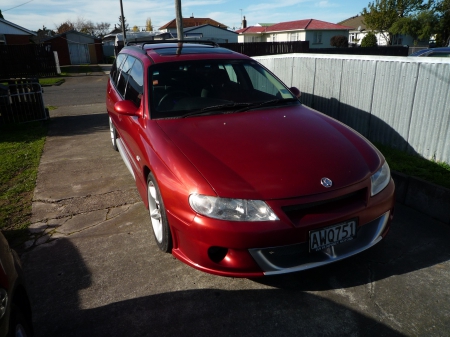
[[106, 41, 395, 277], [408, 47, 450, 57], [0, 233, 33, 336]]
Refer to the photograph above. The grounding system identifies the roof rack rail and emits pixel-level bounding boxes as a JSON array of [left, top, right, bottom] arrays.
[[138, 40, 220, 49]]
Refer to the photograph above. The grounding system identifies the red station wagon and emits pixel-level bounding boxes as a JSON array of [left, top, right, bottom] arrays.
[[106, 41, 395, 277]]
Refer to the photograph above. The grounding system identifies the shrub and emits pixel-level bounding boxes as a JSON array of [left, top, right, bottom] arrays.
[[361, 32, 377, 47], [330, 35, 348, 48]]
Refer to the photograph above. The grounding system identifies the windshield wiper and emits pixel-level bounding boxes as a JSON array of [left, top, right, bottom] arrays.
[[182, 103, 252, 118], [234, 98, 299, 113]]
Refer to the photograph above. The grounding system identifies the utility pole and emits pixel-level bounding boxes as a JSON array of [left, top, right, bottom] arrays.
[[175, 0, 183, 41], [120, 0, 127, 45]]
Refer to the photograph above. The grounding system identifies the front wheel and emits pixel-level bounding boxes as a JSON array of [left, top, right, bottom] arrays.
[[147, 173, 172, 252]]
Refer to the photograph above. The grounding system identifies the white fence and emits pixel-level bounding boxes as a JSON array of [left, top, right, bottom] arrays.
[[254, 54, 450, 164]]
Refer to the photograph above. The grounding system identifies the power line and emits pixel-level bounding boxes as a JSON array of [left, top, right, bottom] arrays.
[[3, 0, 34, 12]]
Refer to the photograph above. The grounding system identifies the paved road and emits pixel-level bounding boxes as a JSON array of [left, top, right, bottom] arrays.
[[22, 75, 450, 336]]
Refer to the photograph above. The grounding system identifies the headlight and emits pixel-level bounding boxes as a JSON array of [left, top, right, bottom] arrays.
[[189, 194, 279, 221], [371, 161, 390, 196]]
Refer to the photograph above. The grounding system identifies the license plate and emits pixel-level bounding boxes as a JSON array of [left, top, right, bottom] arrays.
[[309, 219, 357, 252]]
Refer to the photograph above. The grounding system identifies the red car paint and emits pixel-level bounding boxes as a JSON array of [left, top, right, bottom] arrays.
[[107, 42, 395, 277]]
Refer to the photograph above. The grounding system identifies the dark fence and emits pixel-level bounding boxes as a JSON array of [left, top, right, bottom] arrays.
[[0, 44, 57, 79], [0, 78, 49, 126], [220, 41, 310, 57], [308, 46, 409, 57]]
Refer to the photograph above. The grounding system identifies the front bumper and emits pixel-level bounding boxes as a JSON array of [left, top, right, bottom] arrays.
[[249, 211, 390, 275], [168, 179, 395, 277]]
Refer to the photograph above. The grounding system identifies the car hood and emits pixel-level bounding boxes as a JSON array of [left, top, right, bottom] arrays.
[[156, 105, 381, 200]]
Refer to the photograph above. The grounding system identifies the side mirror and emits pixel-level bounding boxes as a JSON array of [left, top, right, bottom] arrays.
[[114, 100, 139, 116], [289, 87, 301, 98]]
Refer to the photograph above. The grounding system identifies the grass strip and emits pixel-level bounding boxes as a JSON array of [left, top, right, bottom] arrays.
[[39, 78, 65, 86], [0, 122, 47, 240], [376, 143, 450, 189]]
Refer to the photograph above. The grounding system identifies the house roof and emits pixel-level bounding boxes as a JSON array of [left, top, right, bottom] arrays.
[[267, 19, 353, 32], [184, 24, 237, 35], [44, 29, 99, 42], [235, 26, 266, 34], [237, 19, 353, 34], [0, 18, 36, 36], [337, 15, 367, 31], [159, 17, 227, 30]]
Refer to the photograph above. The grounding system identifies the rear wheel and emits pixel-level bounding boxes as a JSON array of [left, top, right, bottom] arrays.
[[147, 173, 172, 252], [109, 117, 118, 151]]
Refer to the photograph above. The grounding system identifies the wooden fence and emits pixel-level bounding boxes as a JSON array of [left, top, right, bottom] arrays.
[[0, 44, 57, 79], [0, 79, 49, 125], [220, 41, 310, 57]]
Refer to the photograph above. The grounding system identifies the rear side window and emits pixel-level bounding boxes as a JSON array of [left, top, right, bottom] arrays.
[[110, 54, 126, 85], [125, 60, 144, 107], [116, 56, 135, 96]]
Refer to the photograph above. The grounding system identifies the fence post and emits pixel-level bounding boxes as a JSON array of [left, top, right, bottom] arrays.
[[54, 51, 61, 74]]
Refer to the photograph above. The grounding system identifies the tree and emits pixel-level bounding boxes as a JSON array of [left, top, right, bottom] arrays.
[[132, 25, 139, 32], [146, 18, 153, 31], [56, 21, 75, 34], [435, 0, 450, 46], [118, 15, 129, 31], [361, 0, 427, 45], [330, 35, 349, 47], [361, 31, 378, 46], [390, 10, 439, 45], [94, 22, 111, 38]]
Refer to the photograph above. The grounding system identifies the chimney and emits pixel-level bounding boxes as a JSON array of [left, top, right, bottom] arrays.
[[242, 16, 247, 29]]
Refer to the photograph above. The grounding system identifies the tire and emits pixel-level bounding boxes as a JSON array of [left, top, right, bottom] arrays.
[[147, 172, 172, 252], [109, 116, 119, 151], [8, 303, 32, 337]]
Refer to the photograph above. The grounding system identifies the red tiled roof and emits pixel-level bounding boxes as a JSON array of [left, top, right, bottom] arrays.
[[159, 18, 227, 30], [267, 19, 353, 32], [238, 19, 352, 34], [235, 26, 266, 34]]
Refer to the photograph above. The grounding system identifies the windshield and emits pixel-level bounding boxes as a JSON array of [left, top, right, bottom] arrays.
[[149, 59, 298, 119]]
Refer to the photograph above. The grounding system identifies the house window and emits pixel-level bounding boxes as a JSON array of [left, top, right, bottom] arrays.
[[0, 34, 6, 45], [272, 34, 276, 42], [290, 33, 298, 41], [314, 32, 322, 44]]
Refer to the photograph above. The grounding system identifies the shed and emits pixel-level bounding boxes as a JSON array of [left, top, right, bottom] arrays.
[[44, 30, 103, 65]]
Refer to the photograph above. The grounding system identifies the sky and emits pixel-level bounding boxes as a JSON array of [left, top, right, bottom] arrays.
[[1, 0, 370, 32]]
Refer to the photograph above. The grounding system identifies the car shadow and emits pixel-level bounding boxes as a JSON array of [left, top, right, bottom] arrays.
[[21, 238, 407, 337], [46, 113, 110, 137]]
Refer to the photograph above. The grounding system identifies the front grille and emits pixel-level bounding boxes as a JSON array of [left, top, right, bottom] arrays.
[[282, 189, 367, 226]]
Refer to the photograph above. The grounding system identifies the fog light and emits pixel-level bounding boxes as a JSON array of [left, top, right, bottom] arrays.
[[208, 246, 228, 263]]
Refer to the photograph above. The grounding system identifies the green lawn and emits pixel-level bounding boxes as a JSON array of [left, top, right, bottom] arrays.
[[376, 143, 450, 189], [39, 78, 65, 86], [0, 122, 47, 240]]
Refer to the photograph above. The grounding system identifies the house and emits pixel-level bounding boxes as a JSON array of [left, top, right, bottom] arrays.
[[159, 15, 227, 33], [44, 30, 103, 65], [236, 19, 352, 48], [338, 15, 427, 46], [173, 24, 238, 43], [0, 18, 36, 45]]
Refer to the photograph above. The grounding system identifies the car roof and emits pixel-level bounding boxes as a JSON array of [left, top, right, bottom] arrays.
[[409, 47, 450, 56], [121, 40, 248, 63]]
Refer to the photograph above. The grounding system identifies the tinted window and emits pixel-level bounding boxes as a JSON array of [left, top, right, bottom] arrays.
[[125, 60, 144, 107], [116, 56, 135, 97], [110, 54, 126, 85]]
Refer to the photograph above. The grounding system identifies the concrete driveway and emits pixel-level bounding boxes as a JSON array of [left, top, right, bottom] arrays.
[[22, 75, 450, 336]]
